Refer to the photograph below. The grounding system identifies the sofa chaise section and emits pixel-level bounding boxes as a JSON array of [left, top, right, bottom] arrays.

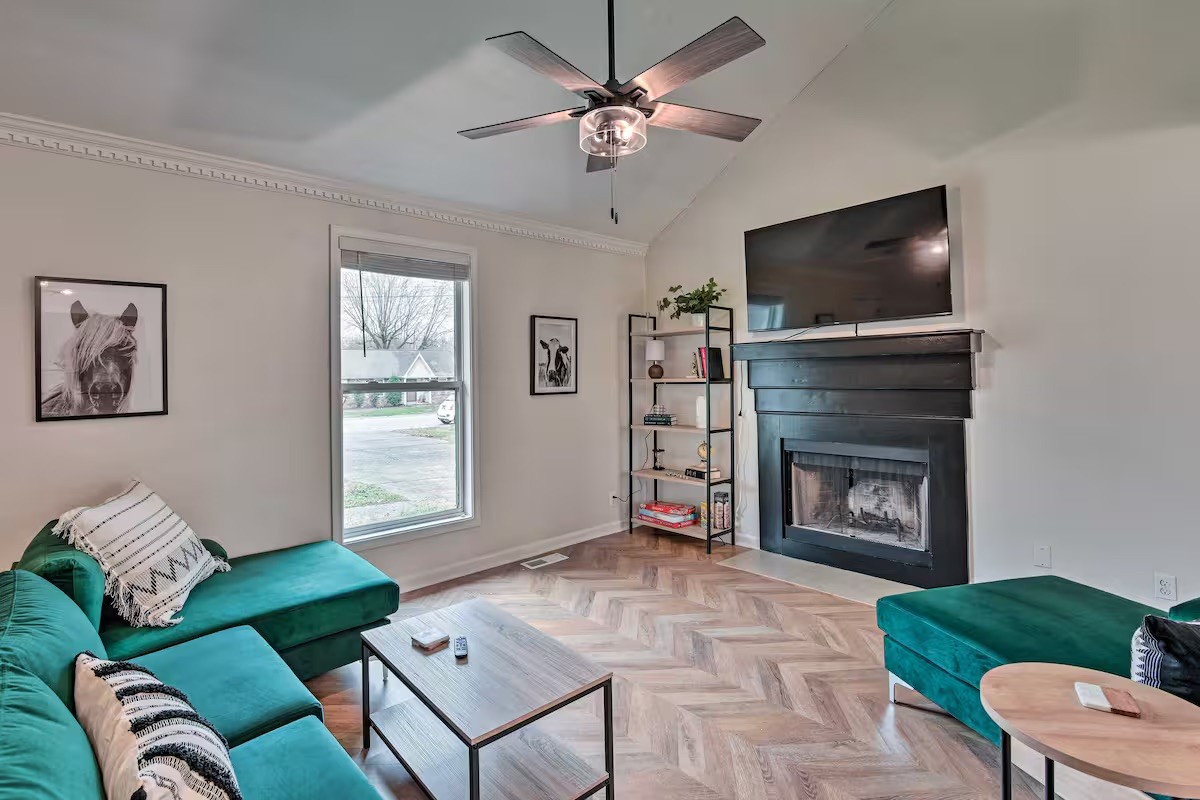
[[17, 526, 400, 680], [877, 575, 1163, 743]]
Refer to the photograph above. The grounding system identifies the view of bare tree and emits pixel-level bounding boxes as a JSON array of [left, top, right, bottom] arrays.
[[341, 270, 454, 350]]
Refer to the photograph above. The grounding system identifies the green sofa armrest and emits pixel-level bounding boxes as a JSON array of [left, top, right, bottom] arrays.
[[15, 522, 106, 630], [201, 539, 229, 562], [1169, 596, 1200, 621]]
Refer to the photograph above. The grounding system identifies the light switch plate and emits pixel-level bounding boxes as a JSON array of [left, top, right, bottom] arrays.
[[1034, 545, 1052, 569]]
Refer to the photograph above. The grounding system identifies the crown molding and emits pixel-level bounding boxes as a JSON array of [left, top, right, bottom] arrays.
[[0, 113, 648, 258]]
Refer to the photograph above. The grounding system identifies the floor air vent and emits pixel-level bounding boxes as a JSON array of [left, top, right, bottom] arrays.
[[521, 553, 568, 569]]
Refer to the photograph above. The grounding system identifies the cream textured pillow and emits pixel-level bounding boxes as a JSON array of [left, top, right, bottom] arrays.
[[74, 651, 243, 800], [54, 481, 230, 627]]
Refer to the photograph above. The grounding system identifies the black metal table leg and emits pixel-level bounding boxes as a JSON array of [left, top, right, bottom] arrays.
[[361, 642, 371, 749], [1044, 756, 1054, 800], [603, 679, 616, 800], [469, 745, 481, 800], [1001, 730, 1012, 800]]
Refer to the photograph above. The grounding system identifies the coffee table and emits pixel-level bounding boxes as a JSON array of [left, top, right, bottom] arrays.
[[981, 662, 1200, 799], [361, 598, 614, 800]]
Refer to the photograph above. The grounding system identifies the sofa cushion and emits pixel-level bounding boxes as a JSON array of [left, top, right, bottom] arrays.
[[877, 575, 1161, 688], [0, 663, 104, 800], [230, 716, 381, 800], [0, 570, 106, 709], [102, 541, 398, 660], [135, 626, 323, 747], [16, 523, 106, 629]]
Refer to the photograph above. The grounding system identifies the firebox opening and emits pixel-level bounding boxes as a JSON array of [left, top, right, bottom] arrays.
[[788, 444, 929, 552]]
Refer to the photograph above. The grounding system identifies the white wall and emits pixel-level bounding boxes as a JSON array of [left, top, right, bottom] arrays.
[[0, 145, 642, 585], [646, 0, 1200, 607]]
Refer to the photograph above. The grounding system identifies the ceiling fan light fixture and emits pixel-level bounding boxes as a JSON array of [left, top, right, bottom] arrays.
[[579, 106, 647, 158]]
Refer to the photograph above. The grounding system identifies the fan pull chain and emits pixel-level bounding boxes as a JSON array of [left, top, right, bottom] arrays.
[[610, 158, 619, 225]]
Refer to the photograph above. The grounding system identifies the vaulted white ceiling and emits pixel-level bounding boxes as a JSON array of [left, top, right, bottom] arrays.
[[0, 0, 888, 242]]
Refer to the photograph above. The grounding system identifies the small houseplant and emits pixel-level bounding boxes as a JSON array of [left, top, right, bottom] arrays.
[[657, 278, 726, 326]]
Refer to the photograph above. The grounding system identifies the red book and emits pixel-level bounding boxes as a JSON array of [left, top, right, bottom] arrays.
[[636, 514, 695, 529], [640, 501, 695, 515], [698, 347, 708, 378]]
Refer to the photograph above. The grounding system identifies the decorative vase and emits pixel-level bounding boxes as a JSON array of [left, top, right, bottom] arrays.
[[647, 363, 664, 379], [690, 312, 707, 328]]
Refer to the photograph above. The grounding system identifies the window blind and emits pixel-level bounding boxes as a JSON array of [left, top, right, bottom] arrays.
[[338, 235, 470, 282]]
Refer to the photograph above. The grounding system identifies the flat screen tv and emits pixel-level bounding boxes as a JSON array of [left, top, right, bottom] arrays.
[[744, 186, 951, 331]]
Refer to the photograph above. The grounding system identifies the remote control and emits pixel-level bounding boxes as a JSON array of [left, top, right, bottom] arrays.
[[453, 635, 468, 659]]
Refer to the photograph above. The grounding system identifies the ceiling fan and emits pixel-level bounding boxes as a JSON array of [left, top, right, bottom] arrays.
[[458, 0, 766, 177]]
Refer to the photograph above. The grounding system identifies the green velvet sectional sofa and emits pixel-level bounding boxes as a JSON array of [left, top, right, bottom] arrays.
[[1, 523, 401, 799], [876, 576, 1181, 745]]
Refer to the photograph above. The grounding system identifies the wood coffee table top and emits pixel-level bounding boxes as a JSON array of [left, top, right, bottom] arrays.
[[981, 662, 1200, 797], [362, 598, 611, 745]]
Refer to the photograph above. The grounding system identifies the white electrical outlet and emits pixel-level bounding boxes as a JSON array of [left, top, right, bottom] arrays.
[[1033, 545, 1052, 569], [1155, 572, 1178, 602], [609, 494, 619, 507]]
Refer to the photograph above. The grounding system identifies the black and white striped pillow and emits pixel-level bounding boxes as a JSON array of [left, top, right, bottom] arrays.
[[74, 652, 242, 800], [1131, 615, 1200, 705]]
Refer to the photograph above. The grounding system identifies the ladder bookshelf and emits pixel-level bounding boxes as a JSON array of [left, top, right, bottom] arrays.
[[627, 307, 735, 554]]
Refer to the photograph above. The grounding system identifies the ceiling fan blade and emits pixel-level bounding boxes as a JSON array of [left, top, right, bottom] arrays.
[[486, 32, 613, 98], [458, 107, 584, 139], [644, 101, 761, 142], [618, 17, 765, 101], [586, 154, 616, 173]]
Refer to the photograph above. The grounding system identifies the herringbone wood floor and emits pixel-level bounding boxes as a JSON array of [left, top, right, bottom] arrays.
[[307, 529, 1049, 799]]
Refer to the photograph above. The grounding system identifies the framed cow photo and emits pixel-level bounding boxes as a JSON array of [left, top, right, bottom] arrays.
[[530, 315, 577, 395], [35, 276, 168, 422]]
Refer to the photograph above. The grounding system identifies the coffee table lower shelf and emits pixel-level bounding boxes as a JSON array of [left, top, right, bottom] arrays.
[[371, 698, 609, 800]]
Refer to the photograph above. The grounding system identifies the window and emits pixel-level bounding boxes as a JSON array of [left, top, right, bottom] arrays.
[[332, 230, 474, 544]]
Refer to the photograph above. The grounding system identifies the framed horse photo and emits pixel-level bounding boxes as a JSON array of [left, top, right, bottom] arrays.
[[34, 277, 168, 422], [530, 315, 577, 395]]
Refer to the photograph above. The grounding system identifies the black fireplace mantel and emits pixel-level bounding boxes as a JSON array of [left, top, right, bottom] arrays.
[[731, 330, 983, 587], [730, 330, 982, 420]]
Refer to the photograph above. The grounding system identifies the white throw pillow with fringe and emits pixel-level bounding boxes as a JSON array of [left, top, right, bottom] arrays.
[[54, 481, 230, 627], [74, 651, 243, 800]]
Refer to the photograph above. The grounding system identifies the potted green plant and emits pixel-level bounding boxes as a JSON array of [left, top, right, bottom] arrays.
[[657, 278, 726, 327]]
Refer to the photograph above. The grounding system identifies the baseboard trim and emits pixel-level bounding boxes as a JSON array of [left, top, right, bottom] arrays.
[[394, 519, 629, 593]]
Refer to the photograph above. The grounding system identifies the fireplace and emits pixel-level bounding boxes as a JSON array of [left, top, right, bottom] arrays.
[[731, 331, 980, 587], [789, 444, 928, 552]]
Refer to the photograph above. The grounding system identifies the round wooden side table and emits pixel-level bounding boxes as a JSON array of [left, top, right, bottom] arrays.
[[980, 662, 1200, 799]]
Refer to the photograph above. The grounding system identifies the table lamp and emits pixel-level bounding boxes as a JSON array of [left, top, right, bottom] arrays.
[[645, 339, 665, 379]]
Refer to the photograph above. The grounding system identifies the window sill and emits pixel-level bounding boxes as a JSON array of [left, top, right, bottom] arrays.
[[343, 513, 479, 553]]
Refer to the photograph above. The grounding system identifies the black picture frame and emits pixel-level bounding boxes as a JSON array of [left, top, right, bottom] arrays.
[[34, 276, 169, 422], [530, 315, 578, 396]]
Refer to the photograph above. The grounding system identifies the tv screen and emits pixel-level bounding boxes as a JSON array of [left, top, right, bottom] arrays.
[[744, 186, 951, 331]]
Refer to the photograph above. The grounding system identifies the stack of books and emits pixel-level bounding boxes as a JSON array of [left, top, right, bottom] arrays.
[[684, 464, 722, 480], [643, 412, 678, 426], [636, 501, 697, 529]]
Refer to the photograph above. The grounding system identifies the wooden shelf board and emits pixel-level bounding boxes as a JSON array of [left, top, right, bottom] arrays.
[[631, 424, 731, 433], [631, 468, 731, 487], [372, 699, 607, 800], [630, 326, 730, 338], [630, 377, 731, 384], [631, 516, 733, 538], [631, 516, 699, 534]]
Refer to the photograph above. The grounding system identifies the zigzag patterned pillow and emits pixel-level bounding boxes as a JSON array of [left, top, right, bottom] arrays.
[[74, 651, 242, 800], [54, 481, 230, 628]]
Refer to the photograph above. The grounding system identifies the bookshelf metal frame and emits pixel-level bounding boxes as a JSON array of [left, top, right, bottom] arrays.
[[627, 306, 735, 554]]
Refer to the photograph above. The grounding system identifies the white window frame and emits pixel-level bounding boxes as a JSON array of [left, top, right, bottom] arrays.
[[329, 225, 480, 551]]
